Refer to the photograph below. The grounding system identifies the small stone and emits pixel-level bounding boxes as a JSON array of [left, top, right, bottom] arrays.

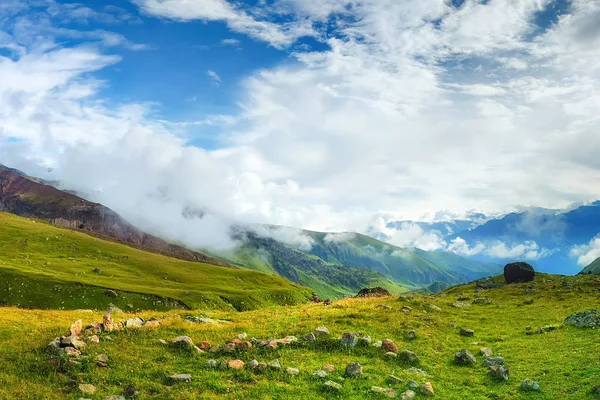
[[238, 332, 247, 340], [323, 364, 335, 373], [453, 301, 471, 309], [104, 397, 125, 400], [405, 330, 417, 341], [382, 339, 398, 353], [407, 380, 419, 390], [341, 332, 359, 347], [387, 375, 402, 384], [384, 352, 398, 360], [480, 347, 493, 357], [248, 359, 259, 369], [229, 360, 245, 370], [372, 386, 397, 398], [171, 336, 194, 349], [345, 362, 363, 377], [428, 304, 442, 312], [373, 340, 383, 348], [322, 381, 343, 392], [256, 362, 268, 372], [158, 339, 168, 345], [400, 390, 416, 400], [268, 359, 282, 370], [405, 367, 427, 375], [377, 304, 392, 310], [398, 350, 418, 365], [455, 349, 477, 366], [401, 306, 412, 312], [205, 360, 217, 369], [524, 298, 534, 305], [358, 335, 372, 346], [286, 367, 300, 376], [123, 385, 137, 398], [65, 347, 81, 357], [460, 328, 474, 337], [197, 341, 211, 350], [93, 268, 102, 274], [125, 318, 144, 329], [489, 365, 509, 381], [88, 335, 100, 344], [236, 341, 253, 350], [79, 384, 96, 395], [222, 343, 237, 353], [95, 354, 109, 367], [103, 312, 115, 332], [483, 357, 505, 367], [521, 379, 541, 392], [314, 326, 330, 337], [70, 320, 83, 337], [420, 382, 434, 396], [314, 370, 328, 378], [303, 333, 316, 342], [105, 290, 118, 298], [170, 374, 192, 383], [144, 320, 161, 328]]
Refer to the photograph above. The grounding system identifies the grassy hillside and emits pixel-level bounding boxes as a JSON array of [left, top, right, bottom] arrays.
[[0, 212, 311, 311], [1, 274, 600, 399], [226, 228, 499, 298], [580, 257, 600, 274]]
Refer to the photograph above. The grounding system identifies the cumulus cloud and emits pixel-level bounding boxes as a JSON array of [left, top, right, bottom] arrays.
[[449, 237, 555, 261], [1, 0, 600, 255], [570, 236, 600, 266], [250, 225, 314, 250], [324, 232, 356, 243]]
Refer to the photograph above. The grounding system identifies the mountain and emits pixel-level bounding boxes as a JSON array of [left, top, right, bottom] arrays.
[[580, 257, 600, 274], [0, 164, 228, 267], [444, 203, 600, 275], [0, 212, 311, 311], [223, 227, 501, 298]]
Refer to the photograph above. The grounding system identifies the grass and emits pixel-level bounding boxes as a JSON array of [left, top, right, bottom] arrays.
[[1, 273, 600, 399], [0, 212, 311, 311]]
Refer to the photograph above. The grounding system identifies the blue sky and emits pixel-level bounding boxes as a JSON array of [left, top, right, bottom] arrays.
[[1, 0, 600, 262]]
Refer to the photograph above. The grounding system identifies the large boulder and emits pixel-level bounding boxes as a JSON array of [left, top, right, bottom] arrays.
[[356, 287, 391, 298], [504, 262, 535, 284]]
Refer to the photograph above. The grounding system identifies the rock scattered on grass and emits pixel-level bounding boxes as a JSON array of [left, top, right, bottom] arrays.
[[205, 360, 217, 369], [268, 359, 282, 370], [303, 333, 316, 342], [358, 335, 372, 346], [483, 357, 504, 367], [314, 370, 328, 378], [405, 330, 417, 341], [489, 365, 509, 381], [104, 396, 125, 400], [70, 320, 83, 337], [229, 360, 245, 370], [371, 386, 397, 398], [428, 304, 442, 312], [87, 335, 100, 344], [323, 364, 335, 373], [524, 298, 534, 305], [453, 301, 471, 309], [384, 352, 398, 360], [407, 380, 419, 390], [171, 336, 194, 349], [248, 359, 259, 369], [460, 328, 474, 337], [398, 350, 418, 365], [286, 367, 300, 376], [405, 367, 427, 375], [420, 382, 434, 396], [387, 375, 402, 384], [382, 339, 398, 353], [170, 374, 192, 383], [314, 326, 329, 337], [345, 362, 363, 377], [521, 379, 541, 392], [480, 347, 493, 357], [79, 384, 96, 395], [95, 354, 108, 367], [322, 381, 342, 392], [401, 306, 412, 312], [455, 349, 477, 366], [377, 304, 392, 310], [341, 332, 359, 347], [564, 310, 600, 328], [400, 390, 416, 400]]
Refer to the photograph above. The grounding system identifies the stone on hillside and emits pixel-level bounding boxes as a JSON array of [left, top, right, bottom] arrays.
[[314, 326, 330, 337], [95, 354, 109, 367], [88, 335, 100, 344], [47, 338, 61, 351], [428, 304, 442, 312], [407, 380, 419, 390], [323, 364, 335, 373], [521, 379, 541, 392], [483, 357, 505, 367], [93, 268, 102, 274], [489, 365, 509, 381], [460, 328, 474, 337], [387, 375, 402, 384], [377, 304, 392, 310], [105, 290, 118, 298], [400, 390, 416, 400], [103, 312, 114, 332], [237, 341, 253, 350], [356, 287, 391, 297], [453, 301, 470, 309], [268, 359, 282, 370], [373, 340, 383, 348], [384, 352, 398, 360], [106, 305, 122, 313], [65, 347, 81, 357], [480, 347, 493, 357], [79, 384, 96, 395], [205, 360, 217, 369], [504, 262, 535, 284], [345, 362, 363, 377], [564, 310, 600, 328], [158, 339, 168, 345], [229, 360, 245, 370], [472, 297, 492, 305], [171, 336, 194, 349], [322, 381, 343, 392], [248, 359, 259, 369], [256, 362, 268, 372], [104, 396, 126, 400], [371, 386, 397, 398], [123, 385, 137, 398], [358, 335, 372, 346], [405, 367, 427, 375], [222, 343, 237, 353], [401, 306, 412, 312], [277, 335, 298, 345], [341, 332, 359, 347], [125, 318, 144, 329], [405, 330, 417, 341], [286, 367, 300, 376], [144, 320, 161, 328], [238, 332, 247, 340], [70, 320, 83, 337], [170, 374, 192, 383], [197, 341, 211, 350], [324, 299, 332, 306], [314, 370, 328, 378], [455, 349, 477, 366], [184, 315, 220, 324], [476, 278, 498, 289], [398, 350, 418, 365], [303, 333, 316, 342], [219, 360, 229, 370], [420, 382, 434, 396], [382, 339, 398, 353], [524, 298, 534, 305]]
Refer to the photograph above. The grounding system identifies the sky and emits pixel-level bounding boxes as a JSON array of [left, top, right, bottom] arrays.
[[0, 0, 599, 254]]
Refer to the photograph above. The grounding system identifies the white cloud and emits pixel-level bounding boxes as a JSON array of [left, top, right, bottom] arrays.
[[324, 232, 356, 243], [449, 237, 555, 261], [250, 225, 314, 250], [207, 69, 222, 86], [570, 236, 600, 266], [221, 38, 241, 46]]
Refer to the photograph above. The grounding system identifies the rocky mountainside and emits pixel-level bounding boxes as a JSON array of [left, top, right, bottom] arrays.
[[0, 165, 228, 267], [580, 257, 600, 274]]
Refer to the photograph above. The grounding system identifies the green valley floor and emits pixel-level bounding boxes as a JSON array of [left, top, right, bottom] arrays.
[[1, 274, 599, 399]]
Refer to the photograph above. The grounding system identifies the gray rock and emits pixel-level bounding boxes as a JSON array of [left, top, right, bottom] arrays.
[[373, 340, 383, 348], [125, 318, 144, 329], [387, 375, 402, 384], [480, 347, 493, 357], [524, 298, 534, 305], [171, 336, 194, 348], [268, 359, 282, 370], [521, 379, 541, 392], [256, 362, 268, 372], [420, 382, 434, 396], [286, 367, 300, 376], [384, 352, 398, 360], [564, 310, 600, 328], [238, 332, 247, 340], [314, 326, 329, 337], [345, 362, 363, 377], [170, 374, 192, 383], [455, 349, 477, 366], [407, 380, 419, 390], [341, 332, 359, 347], [453, 301, 471, 309], [371, 386, 397, 398], [184, 315, 221, 324], [400, 390, 416, 400], [303, 333, 316, 342], [314, 370, 328, 378], [322, 381, 342, 392], [95, 354, 109, 367], [377, 304, 392, 310], [248, 359, 259, 369], [489, 365, 509, 381], [358, 335, 372, 346], [405, 367, 427, 375], [428, 304, 442, 312], [398, 350, 418, 365], [79, 384, 96, 395], [483, 357, 504, 367], [401, 306, 412, 312], [205, 359, 217, 369], [459, 328, 474, 337]]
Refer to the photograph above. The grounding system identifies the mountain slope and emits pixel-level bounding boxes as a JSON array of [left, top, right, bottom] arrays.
[[0, 212, 311, 311], [580, 257, 600, 274], [0, 165, 228, 267]]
